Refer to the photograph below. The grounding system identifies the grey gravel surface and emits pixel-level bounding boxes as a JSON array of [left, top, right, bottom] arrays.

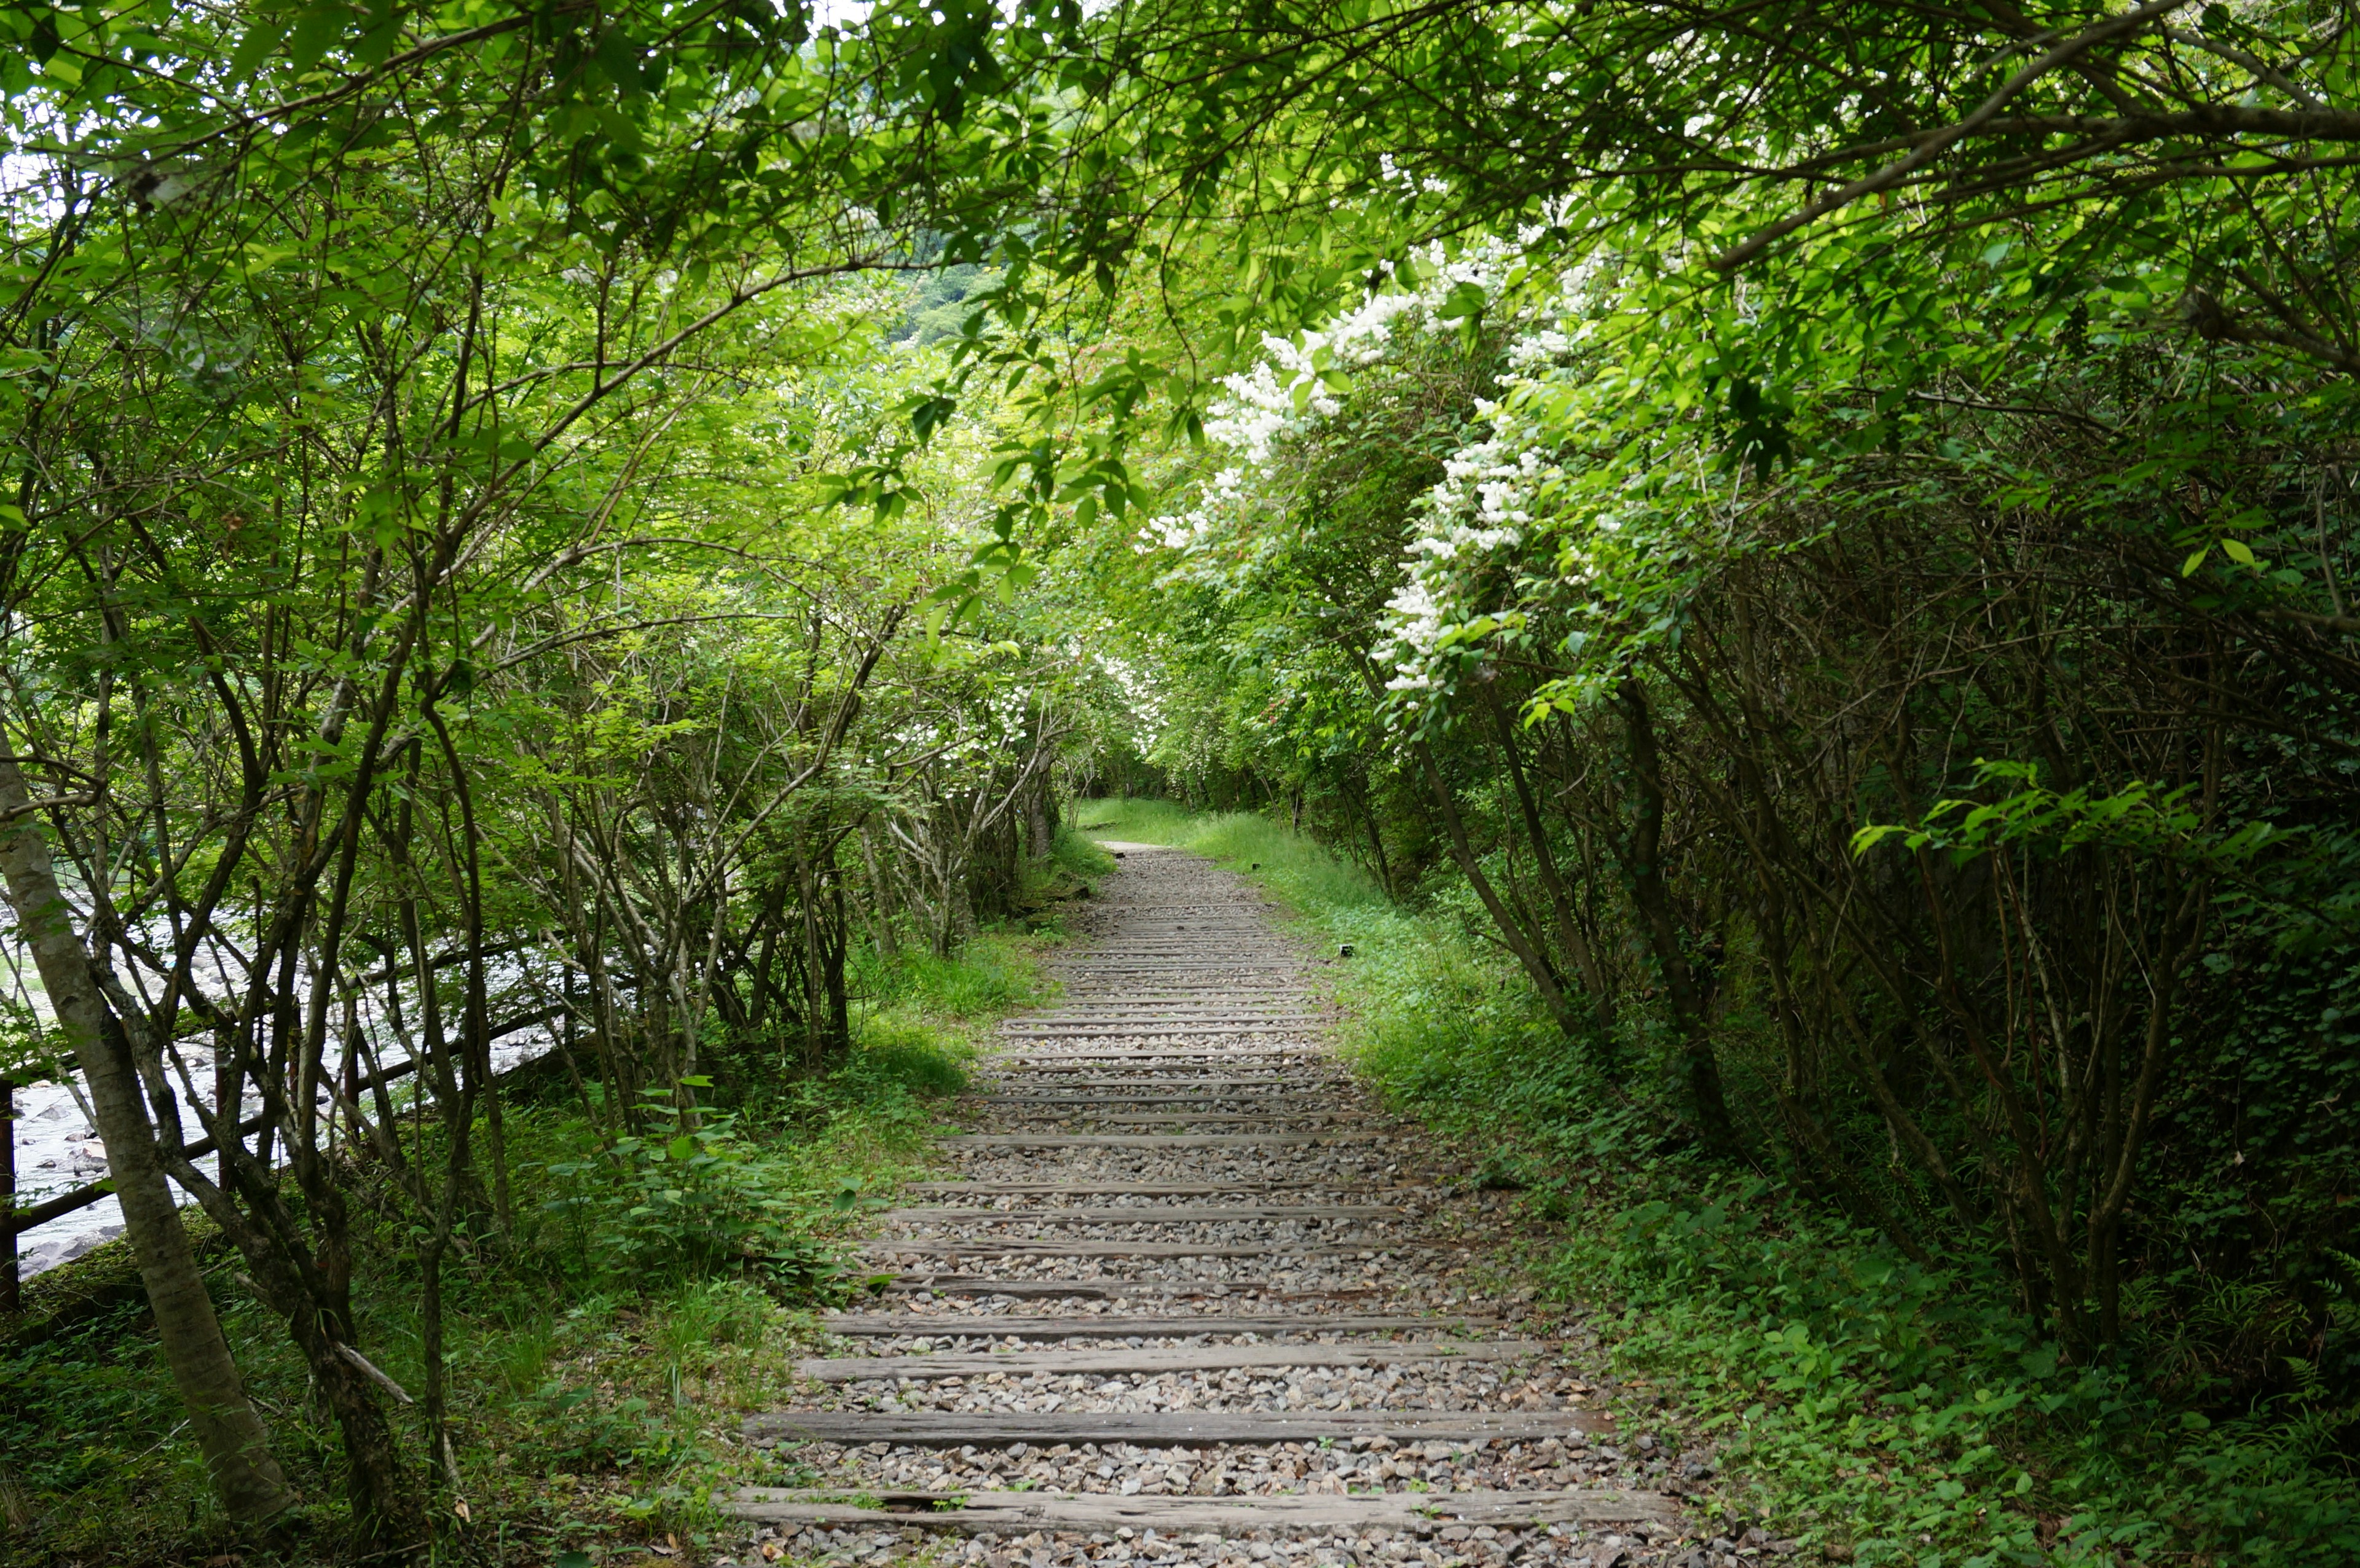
[[726, 846, 1709, 1568]]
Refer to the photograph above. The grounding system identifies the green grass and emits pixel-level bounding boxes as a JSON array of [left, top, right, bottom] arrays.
[[0, 924, 1072, 1568], [1072, 801, 1390, 917], [1071, 798, 2360, 1568]]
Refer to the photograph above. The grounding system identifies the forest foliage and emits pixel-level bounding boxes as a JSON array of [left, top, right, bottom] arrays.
[[2, 0, 2357, 1563]]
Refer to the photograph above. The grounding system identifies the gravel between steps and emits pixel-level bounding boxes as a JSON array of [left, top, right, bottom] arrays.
[[721, 849, 1715, 1568]]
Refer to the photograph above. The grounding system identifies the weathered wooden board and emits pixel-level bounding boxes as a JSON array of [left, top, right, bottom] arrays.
[[969, 1099, 1341, 1110], [975, 1114, 1360, 1127], [972, 1084, 1340, 1095], [817, 1313, 1494, 1339], [900, 1183, 1398, 1196], [1013, 1010, 1325, 1019], [725, 1485, 1672, 1533], [871, 1279, 1397, 1300], [740, 1408, 1619, 1449], [880, 1205, 1408, 1225], [997, 1047, 1322, 1055], [991, 1047, 1321, 1059], [859, 1239, 1420, 1260], [796, 1338, 1548, 1381], [938, 1135, 1375, 1150], [963, 1082, 1348, 1094], [1002, 1028, 1316, 1038]]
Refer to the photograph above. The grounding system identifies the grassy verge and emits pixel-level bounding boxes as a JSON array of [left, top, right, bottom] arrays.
[[1072, 799, 2360, 1568], [1, 878, 1098, 1568]]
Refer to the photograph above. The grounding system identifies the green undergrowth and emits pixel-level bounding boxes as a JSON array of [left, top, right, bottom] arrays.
[[1, 921, 1076, 1567], [1071, 799, 2360, 1568]]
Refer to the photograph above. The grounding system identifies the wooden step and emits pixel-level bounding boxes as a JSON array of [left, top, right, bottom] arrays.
[[998, 1051, 1320, 1060], [993, 1048, 1323, 1062], [1051, 991, 1308, 1000], [797, 1339, 1548, 1381], [1005, 1023, 1321, 1032], [818, 1313, 1495, 1339], [972, 1075, 1350, 1089], [1015, 1009, 1323, 1019], [969, 1096, 1343, 1107], [939, 1135, 1377, 1150], [900, 1183, 1425, 1196], [974, 1113, 1359, 1127], [860, 1239, 1428, 1260], [743, 1408, 1616, 1448], [876, 1279, 1398, 1300], [726, 1486, 1672, 1534], [881, 1205, 1409, 1224], [972, 1075, 1359, 1089]]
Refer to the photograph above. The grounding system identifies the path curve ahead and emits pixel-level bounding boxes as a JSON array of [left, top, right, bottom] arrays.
[[729, 847, 1699, 1568]]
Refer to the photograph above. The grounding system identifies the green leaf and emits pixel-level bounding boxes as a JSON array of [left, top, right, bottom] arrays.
[[286, 2, 347, 76], [1437, 281, 1487, 323], [2220, 536, 2256, 566], [226, 17, 289, 83], [1849, 823, 1905, 857]]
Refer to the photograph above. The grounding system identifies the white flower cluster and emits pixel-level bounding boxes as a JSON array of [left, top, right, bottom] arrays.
[[1378, 396, 1564, 697], [1139, 243, 1509, 560], [1139, 238, 1656, 714]]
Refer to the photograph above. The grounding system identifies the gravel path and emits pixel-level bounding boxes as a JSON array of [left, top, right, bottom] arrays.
[[725, 847, 1735, 1568]]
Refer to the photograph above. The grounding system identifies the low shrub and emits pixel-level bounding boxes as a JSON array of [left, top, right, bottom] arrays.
[[1073, 799, 2360, 1568]]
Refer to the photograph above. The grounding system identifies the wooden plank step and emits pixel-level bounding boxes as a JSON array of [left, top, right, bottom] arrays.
[[1009, 1020, 1326, 1029], [938, 1135, 1377, 1150], [859, 1240, 1430, 1260], [986, 1057, 1325, 1066], [962, 1089, 1340, 1099], [881, 1205, 1407, 1224], [1019, 1009, 1331, 1023], [974, 1114, 1359, 1127], [969, 1102, 1342, 1113], [798, 1339, 1548, 1380], [1064, 944, 1301, 951], [964, 1081, 1348, 1094], [985, 1065, 1328, 1075], [979, 1075, 1342, 1088], [1001, 1025, 1315, 1037], [876, 1279, 1394, 1300], [1051, 990, 1308, 998], [818, 1313, 1495, 1339], [726, 1486, 1671, 1534], [1058, 965, 1297, 972], [1011, 1011, 1322, 1019], [1064, 950, 1303, 958], [996, 1037, 1321, 1051], [985, 1059, 1328, 1071], [900, 1183, 1423, 1196], [742, 1408, 1617, 1448]]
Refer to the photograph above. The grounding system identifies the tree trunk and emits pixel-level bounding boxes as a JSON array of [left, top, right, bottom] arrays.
[[1485, 686, 1614, 1028], [1612, 678, 1737, 1150], [859, 822, 899, 958], [1410, 740, 1583, 1036], [1026, 783, 1053, 863], [0, 750, 294, 1523]]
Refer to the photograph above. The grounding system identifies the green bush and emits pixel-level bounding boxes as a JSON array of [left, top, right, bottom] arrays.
[[1075, 799, 2360, 1568]]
